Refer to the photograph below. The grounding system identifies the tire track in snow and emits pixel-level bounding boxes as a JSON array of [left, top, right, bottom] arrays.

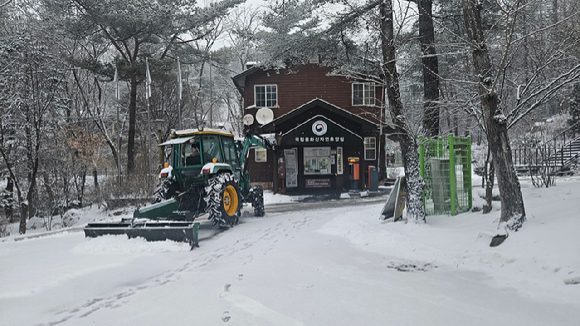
[[211, 211, 324, 323], [38, 209, 318, 325]]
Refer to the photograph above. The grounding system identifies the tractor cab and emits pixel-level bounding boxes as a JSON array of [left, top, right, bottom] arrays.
[[159, 130, 243, 190]]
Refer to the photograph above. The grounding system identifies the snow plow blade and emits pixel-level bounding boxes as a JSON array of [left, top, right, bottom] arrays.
[[133, 198, 180, 219], [84, 220, 200, 249]]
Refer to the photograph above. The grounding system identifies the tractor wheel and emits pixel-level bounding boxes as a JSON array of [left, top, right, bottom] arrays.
[[205, 174, 242, 228], [153, 176, 179, 203], [251, 185, 265, 217]]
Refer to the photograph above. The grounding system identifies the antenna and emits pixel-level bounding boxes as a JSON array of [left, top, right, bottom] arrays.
[[256, 107, 274, 125], [243, 114, 254, 126]]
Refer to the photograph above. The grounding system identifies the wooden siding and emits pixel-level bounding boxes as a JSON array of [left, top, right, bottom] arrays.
[[243, 64, 384, 124], [246, 148, 275, 183]]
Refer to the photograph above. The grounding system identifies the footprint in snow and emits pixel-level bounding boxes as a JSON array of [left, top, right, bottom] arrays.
[[563, 276, 580, 285], [386, 262, 435, 272], [222, 311, 231, 322], [219, 284, 231, 298]]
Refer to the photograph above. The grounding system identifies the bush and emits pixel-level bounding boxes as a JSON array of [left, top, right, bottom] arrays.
[[0, 215, 9, 237]]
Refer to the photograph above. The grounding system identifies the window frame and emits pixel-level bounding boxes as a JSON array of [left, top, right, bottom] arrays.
[[201, 134, 223, 163], [254, 84, 278, 107], [254, 148, 268, 163], [303, 147, 332, 175], [221, 136, 240, 169], [364, 137, 376, 161], [352, 83, 375, 106]]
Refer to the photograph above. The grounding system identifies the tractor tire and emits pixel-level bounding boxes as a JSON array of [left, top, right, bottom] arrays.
[[251, 185, 265, 217], [205, 174, 242, 228], [153, 176, 179, 203]]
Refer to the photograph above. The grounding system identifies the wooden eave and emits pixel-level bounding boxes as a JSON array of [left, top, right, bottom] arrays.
[[232, 66, 262, 95], [260, 98, 380, 133]]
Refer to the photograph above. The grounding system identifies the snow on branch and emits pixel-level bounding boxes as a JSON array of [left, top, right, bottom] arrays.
[[508, 63, 580, 129]]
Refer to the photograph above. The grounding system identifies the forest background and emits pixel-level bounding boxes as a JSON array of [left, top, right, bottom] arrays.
[[1, 0, 579, 235]]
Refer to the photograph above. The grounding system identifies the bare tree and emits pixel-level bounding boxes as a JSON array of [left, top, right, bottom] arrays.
[[222, 5, 262, 135], [461, 0, 526, 230], [408, 0, 440, 137], [380, 0, 426, 222], [0, 16, 67, 233]]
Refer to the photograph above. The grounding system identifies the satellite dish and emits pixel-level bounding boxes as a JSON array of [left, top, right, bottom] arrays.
[[256, 107, 274, 125], [243, 114, 254, 126]]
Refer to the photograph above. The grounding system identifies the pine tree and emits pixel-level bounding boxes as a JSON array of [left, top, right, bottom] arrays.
[[255, 0, 323, 67]]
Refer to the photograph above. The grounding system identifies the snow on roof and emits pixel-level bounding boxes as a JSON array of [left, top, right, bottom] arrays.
[[171, 128, 234, 138], [262, 98, 379, 129]]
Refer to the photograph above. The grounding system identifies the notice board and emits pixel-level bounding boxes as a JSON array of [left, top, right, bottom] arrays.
[[380, 176, 407, 221], [284, 148, 298, 188]]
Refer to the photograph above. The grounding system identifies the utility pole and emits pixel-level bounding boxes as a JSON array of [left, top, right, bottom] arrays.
[[145, 58, 153, 189], [209, 54, 213, 128], [114, 67, 122, 185], [177, 57, 182, 130]]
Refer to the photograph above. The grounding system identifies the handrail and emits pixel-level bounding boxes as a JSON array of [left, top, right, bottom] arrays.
[[538, 121, 580, 147]]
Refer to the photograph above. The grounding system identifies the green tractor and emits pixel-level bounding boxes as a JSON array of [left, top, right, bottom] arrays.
[[84, 128, 272, 247]]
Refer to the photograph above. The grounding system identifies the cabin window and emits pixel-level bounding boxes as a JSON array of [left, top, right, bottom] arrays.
[[255, 85, 277, 107], [255, 148, 267, 162], [304, 147, 331, 175], [352, 83, 375, 106], [364, 137, 376, 160]]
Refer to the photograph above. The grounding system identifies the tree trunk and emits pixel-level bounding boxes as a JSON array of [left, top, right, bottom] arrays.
[[25, 124, 40, 221], [418, 0, 440, 137], [487, 115, 526, 227], [127, 74, 138, 174], [5, 177, 13, 222], [483, 147, 494, 214], [93, 168, 99, 191], [461, 0, 525, 230], [42, 172, 56, 215], [76, 170, 86, 208], [26, 175, 36, 220], [380, 0, 426, 223], [0, 154, 26, 233], [551, 0, 558, 26], [19, 201, 27, 235]]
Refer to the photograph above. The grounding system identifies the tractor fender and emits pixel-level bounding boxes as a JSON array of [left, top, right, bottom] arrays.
[[159, 165, 173, 179], [201, 163, 234, 176]]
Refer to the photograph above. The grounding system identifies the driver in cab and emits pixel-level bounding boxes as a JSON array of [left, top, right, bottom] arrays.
[[186, 140, 202, 165]]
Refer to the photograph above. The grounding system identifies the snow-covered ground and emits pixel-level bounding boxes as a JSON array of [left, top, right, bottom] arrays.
[[1, 178, 580, 326]]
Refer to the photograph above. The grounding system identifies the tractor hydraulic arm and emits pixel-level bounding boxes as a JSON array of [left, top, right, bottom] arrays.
[[239, 130, 273, 173]]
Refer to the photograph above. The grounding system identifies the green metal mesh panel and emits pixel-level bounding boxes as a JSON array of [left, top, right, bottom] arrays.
[[452, 137, 472, 215], [420, 135, 472, 216]]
